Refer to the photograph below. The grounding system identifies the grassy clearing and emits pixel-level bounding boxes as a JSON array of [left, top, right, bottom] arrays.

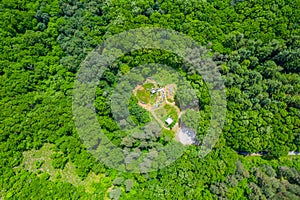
[[136, 88, 150, 104], [154, 104, 178, 127], [143, 83, 154, 90], [149, 93, 157, 105], [136, 83, 158, 105], [167, 98, 174, 103], [17, 143, 110, 194], [154, 106, 167, 119]]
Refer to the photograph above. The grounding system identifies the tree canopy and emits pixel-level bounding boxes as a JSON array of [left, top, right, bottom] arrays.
[[1, 0, 300, 199]]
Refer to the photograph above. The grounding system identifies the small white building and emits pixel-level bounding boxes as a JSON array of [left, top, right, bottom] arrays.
[[151, 88, 157, 94], [151, 88, 163, 94], [165, 117, 174, 126]]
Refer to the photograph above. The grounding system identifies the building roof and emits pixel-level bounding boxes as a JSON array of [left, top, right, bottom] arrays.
[[165, 117, 173, 126]]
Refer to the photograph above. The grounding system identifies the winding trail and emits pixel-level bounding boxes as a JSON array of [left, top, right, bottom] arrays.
[[133, 80, 194, 145]]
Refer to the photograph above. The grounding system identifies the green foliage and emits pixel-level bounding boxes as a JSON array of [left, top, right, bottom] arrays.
[[113, 177, 124, 186], [160, 129, 175, 143], [154, 104, 178, 128], [210, 157, 300, 199], [124, 179, 134, 192], [110, 188, 121, 200], [143, 83, 155, 90], [136, 87, 150, 104], [181, 109, 200, 131], [34, 160, 44, 169], [129, 96, 151, 126], [51, 152, 68, 169], [1, 0, 300, 199]]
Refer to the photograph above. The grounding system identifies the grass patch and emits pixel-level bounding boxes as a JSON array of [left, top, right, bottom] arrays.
[[143, 83, 154, 90], [136, 83, 158, 105], [154, 106, 167, 119], [136, 88, 150, 104], [149, 93, 157, 105], [154, 104, 178, 127], [16, 143, 111, 194], [167, 98, 174, 103]]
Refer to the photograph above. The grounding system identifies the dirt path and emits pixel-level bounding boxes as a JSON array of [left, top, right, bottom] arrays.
[[133, 79, 193, 144], [149, 110, 165, 128]]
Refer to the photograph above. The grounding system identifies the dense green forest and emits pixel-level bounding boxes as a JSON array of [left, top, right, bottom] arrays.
[[1, 0, 300, 199]]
